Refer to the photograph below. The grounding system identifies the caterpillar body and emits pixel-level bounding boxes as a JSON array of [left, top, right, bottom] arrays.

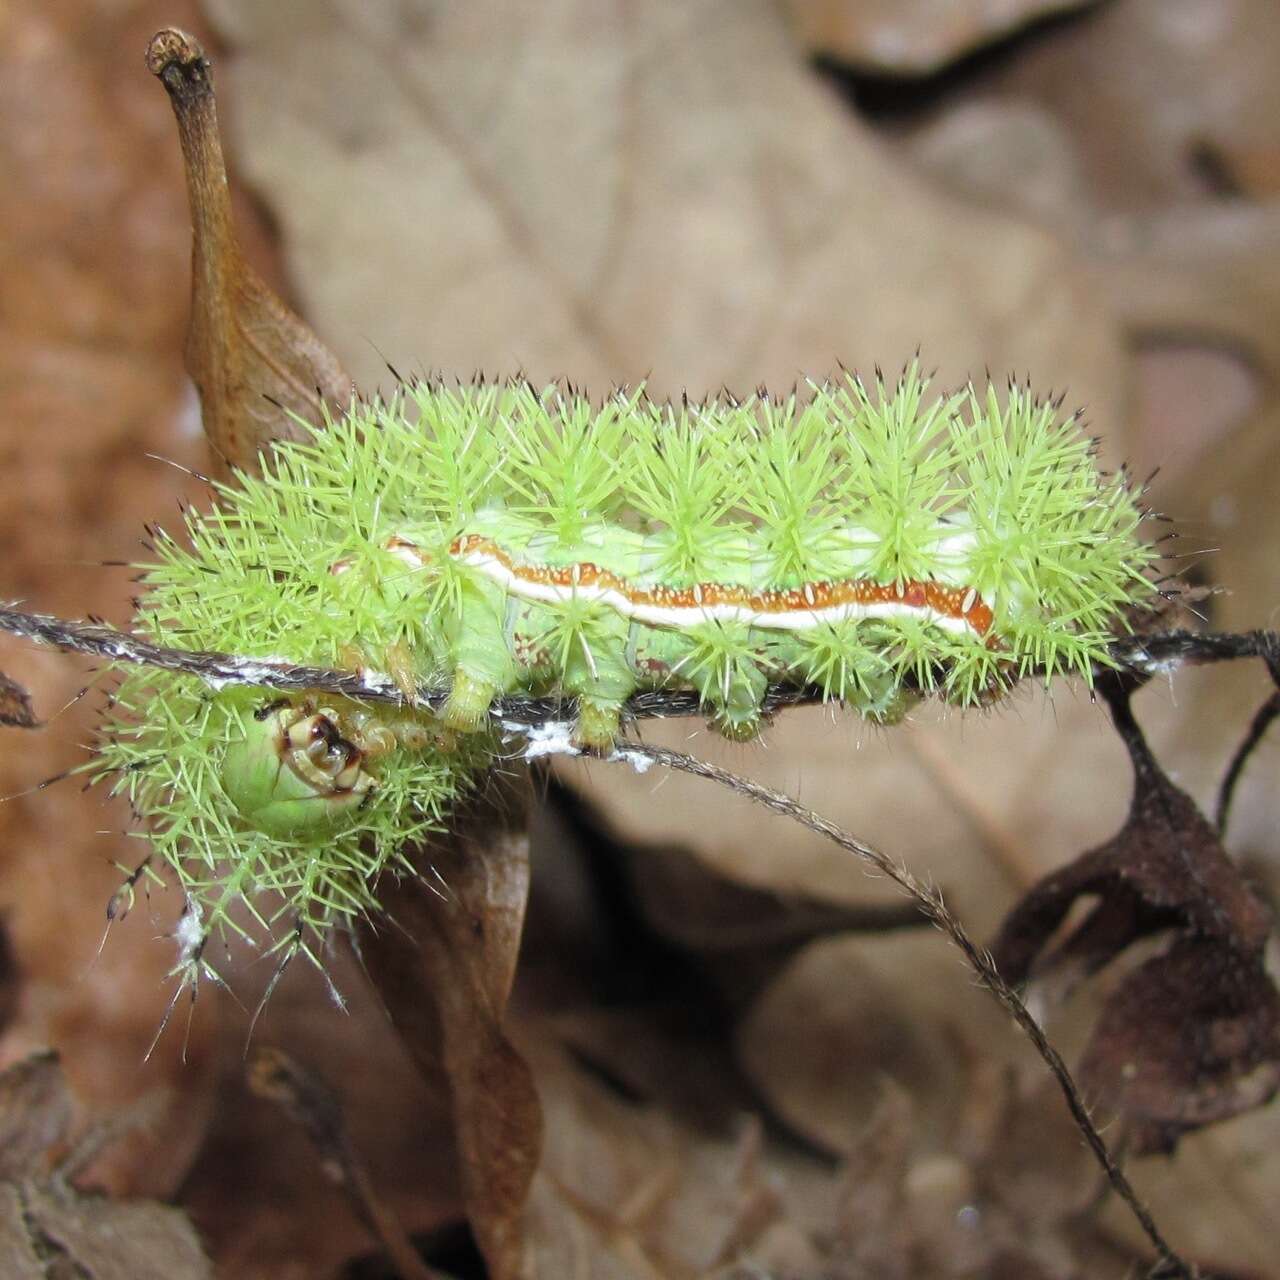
[[99, 365, 1158, 953]]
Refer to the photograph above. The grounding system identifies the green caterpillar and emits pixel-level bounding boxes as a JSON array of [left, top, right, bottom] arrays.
[[98, 365, 1157, 956]]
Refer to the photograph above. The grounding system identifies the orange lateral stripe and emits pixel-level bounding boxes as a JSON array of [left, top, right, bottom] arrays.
[[448, 534, 996, 640]]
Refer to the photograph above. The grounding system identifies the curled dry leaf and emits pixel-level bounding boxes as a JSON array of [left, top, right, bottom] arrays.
[[146, 27, 354, 474], [993, 686, 1272, 982], [993, 675, 1280, 1154]]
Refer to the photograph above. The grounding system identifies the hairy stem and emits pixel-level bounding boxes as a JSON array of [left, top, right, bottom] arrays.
[[600, 741, 1197, 1279]]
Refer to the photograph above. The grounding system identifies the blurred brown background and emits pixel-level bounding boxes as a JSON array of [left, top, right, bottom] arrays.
[[1, 1, 1278, 1276]]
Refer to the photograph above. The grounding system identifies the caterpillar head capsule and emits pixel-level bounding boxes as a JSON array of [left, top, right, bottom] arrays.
[[220, 699, 380, 840]]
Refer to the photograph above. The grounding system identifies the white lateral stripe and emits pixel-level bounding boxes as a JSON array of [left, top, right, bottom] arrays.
[[456, 550, 974, 637]]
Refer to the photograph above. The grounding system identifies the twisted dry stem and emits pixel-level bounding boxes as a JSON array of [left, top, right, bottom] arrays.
[[0, 603, 1274, 729]]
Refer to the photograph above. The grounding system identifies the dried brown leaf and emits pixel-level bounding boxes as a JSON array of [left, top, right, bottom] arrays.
[[146, 24, 543, 1271], [357, 775, 540, 1280], [0, 1184, 44, 1280], [201, 0, 1126, 405], [831, 1085, 915, 1277], [1097, 1104, 1280, 1277], [541, 783, 926, 1019], [526, 1037, 794, 1279], [737, 934, 1019, 1159], [823, 1070, 1127, 1279], [929, 0, 1280, 213], [623, 829, 925, 959], [146, 28, 353, 474], [0, 923, 17, 1043], [176, 938, 461, 1278]]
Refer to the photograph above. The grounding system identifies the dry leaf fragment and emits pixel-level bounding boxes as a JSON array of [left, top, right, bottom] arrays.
[[737, 933, 1018, 1160], [0, 1185, 42, 1280], [0, 1053, 212, 1279], [823, 1066, 1163, 1277], [831, 1085, 915, 1277], [0, 672, 39, 729], [622, 826, 925, 961], [526, 1038, 795, 1279], [955, 0, 1280, 212], [992, 676, 1280, 1154], [993, 678, 1273, 982], [0, 0, 229, 1205], [541, 780, 927, 1019], [199, 0, 1127, 420], [0, 922, 17, 1043]]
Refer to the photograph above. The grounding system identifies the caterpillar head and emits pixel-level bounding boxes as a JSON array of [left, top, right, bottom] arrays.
[[220, 698, 392, 840]]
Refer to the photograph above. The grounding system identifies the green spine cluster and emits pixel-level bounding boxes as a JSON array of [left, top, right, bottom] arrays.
[[97, 365, 1158, 954]]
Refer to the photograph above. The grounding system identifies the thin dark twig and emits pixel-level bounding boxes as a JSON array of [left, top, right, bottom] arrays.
[[1214, 645, 1280, 836], [599, 740, 1196, 1280], [1215, 690, 1280, 835]]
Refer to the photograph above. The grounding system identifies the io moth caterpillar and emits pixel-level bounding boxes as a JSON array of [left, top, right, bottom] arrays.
[[96, 364, 1158, 964]]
